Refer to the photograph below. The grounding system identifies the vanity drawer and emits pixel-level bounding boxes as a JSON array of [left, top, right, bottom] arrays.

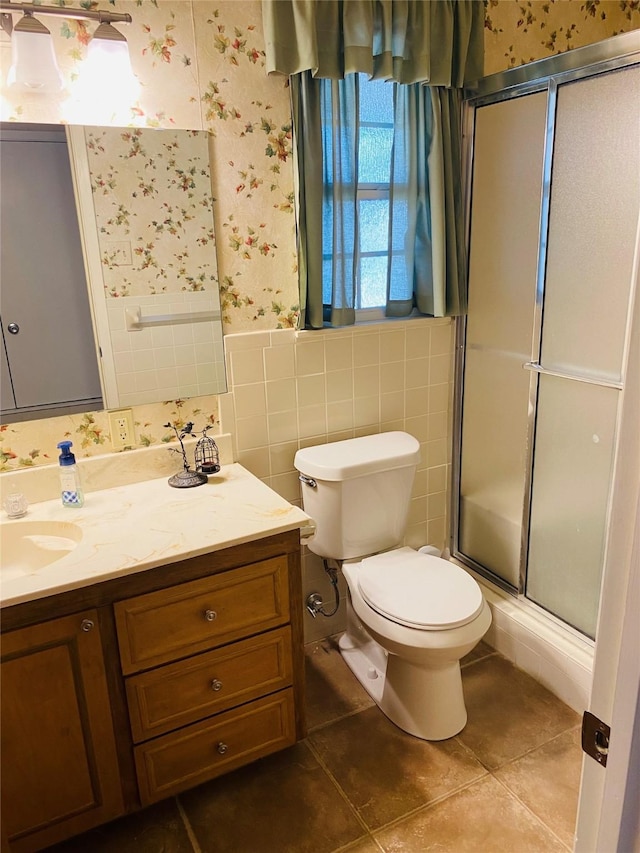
[[126, 627, 293, 742], [115, 556, 290, 674], [134, 688, 296, 804]]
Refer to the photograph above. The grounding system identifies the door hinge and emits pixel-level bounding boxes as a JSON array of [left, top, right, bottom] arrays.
[[581, 711, 610, 767]]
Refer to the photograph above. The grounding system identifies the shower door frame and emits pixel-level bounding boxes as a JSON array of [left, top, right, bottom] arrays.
[[452, 31, 640, 604]]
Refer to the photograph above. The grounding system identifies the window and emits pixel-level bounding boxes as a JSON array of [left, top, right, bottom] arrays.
[[294, 70, 457, 328], [321, 74, 408, 316]]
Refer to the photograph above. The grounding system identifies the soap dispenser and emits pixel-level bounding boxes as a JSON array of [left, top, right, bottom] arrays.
[[57, 441, 84, 508]]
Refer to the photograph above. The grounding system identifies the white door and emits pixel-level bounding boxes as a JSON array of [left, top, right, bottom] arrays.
[[574, 211, 640, 851]]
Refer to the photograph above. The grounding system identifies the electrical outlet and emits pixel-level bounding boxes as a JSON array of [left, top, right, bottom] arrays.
[[108, 409, 135, 449]]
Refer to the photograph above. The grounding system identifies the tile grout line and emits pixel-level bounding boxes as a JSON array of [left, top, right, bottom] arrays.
[[481, 721, 583, 774], [490, 771, 575, 852], [303, 738, 376, 843], [365, 771, 492, 839], [307, 702, 377, 735], [175, 795, 203, 853], [460, 650, 499, 669], [333, 836, 386, 853]]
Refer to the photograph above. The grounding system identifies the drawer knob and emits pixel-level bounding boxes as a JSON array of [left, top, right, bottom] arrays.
[[211, 679, 223, 692], [80, 619, 95, 633], [204, 609, 217, 622], [216, 742, 228, 755]]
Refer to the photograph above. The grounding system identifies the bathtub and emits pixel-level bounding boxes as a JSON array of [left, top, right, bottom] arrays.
[[457, 488, 594, 714]]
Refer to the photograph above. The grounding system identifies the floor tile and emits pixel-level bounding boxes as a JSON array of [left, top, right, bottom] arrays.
[[495, 727, 582, 848], [374, 775, 568, 852], [44, 799, 193, 853], [305, 636, 374, 730], [339, 839, 384, 853], [308, 706, 487, 831], [43, 640, 583, 853], [458, 655, 580, 769], [178, 742, 366, 853]]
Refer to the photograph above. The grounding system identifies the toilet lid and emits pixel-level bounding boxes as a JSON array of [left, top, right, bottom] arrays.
[[358, 548, 484, 630]]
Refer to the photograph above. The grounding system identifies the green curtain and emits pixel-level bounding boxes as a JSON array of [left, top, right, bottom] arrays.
[[293, 74, 360, 328], [432, 87, 467, 316], [291, 75, 467, 327], [263, 0, 484, 86], [271, 0, 481, 327]]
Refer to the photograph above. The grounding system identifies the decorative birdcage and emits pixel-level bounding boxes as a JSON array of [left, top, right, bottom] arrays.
[[195, 428, 220, 475]]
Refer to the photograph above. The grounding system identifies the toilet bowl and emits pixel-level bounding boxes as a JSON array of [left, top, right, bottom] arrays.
[[339, 547, 492, 740], [294, 431, 492, 741]]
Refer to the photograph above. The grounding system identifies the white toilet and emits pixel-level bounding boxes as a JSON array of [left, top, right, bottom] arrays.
[[294, 431, 491, 741]]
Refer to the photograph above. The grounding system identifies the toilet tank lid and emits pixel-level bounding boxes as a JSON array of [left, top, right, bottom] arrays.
[[294, 432, 420, 481]]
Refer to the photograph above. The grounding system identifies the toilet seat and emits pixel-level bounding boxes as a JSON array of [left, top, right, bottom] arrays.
[[358, 547, 484, 630]]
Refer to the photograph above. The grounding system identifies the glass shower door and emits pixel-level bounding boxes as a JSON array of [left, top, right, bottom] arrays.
[[457, 91, 548, 589], [525, 65, 640, 638], [457, 56, 640, 640]]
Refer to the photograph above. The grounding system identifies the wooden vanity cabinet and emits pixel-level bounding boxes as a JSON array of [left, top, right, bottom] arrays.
[[114, 553, 298, 804], [0, 530, 305, 851], [0, 611, 124, 853]]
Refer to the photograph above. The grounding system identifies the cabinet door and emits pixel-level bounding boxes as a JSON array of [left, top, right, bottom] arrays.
[[0, 333, 15, 413], [0, 125, 102, 417], [1, 611, 123, 852]]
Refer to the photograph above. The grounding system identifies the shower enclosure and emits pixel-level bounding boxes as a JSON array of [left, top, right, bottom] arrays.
[[453, 35, 640, 640]]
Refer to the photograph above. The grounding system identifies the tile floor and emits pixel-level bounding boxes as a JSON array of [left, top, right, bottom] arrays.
[[47, 638, 583, 853]]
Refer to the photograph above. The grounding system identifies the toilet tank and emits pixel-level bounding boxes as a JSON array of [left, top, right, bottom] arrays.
[[294, 432, 421, 560]]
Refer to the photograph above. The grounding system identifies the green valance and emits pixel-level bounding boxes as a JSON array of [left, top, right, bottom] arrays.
[[262, 0, 484, 86]]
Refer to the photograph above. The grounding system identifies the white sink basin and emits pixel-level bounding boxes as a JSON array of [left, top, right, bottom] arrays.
[[1, 520, 83, 580]]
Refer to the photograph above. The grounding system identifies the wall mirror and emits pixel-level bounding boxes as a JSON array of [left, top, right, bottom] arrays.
[[0, 122, 226, 424]]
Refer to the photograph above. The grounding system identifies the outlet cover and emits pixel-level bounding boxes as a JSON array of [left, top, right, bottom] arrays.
[[108, 409, 135, 449]]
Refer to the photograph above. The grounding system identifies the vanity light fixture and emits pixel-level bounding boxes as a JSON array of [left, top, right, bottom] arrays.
[[0, 1, 133, 95], [5, 11, 62, 93], [71, 18, 140, 119]]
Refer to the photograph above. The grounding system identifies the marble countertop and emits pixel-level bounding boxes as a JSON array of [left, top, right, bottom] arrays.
[[1, 463, 313, 608]]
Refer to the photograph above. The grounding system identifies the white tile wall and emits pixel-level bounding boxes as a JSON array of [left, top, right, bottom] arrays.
[[220, 318, 455, 641], [110, 292, 226, 406]]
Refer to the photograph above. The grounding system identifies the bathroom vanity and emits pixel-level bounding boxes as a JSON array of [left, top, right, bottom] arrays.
[[0, 464, 310, 852]]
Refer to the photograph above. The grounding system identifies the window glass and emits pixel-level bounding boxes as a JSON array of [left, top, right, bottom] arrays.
[[359, 77, 394, 124], [359, 199, 389, 253], [322, 74, 397, 312], [359, 256, 389, 308], [358, 127, 393, 184]]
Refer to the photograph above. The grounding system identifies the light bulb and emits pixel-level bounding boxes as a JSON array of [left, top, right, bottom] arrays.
[[6, 13, 63, 94], [64, 22, 139, 125]]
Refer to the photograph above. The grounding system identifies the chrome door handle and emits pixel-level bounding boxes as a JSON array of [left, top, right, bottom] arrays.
[[523, 361, 622, 390]]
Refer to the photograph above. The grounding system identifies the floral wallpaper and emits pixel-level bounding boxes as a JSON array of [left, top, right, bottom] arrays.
[[484, 0, 640, 74], [86, 126, 217, 298], [0, 397, 219, 470], [0, 0, 638, 472]]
